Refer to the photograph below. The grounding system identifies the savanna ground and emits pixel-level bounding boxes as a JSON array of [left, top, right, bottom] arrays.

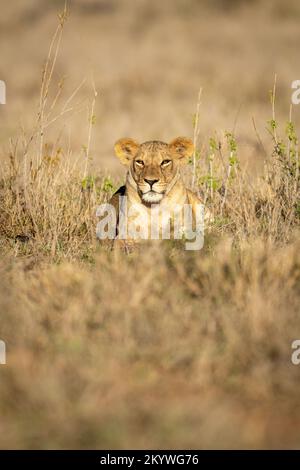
[[0, 0, 300, 449]]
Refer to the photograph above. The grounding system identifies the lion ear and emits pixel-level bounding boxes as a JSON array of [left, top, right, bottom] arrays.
[[114, 138, 140, 166], [169, 137, 194, 165]]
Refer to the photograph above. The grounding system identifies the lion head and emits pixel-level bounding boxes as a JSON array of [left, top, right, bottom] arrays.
[[114, 137, 194, 204]]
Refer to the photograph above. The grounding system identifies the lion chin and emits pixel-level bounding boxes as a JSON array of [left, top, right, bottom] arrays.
[[141, 191, 164, 204]]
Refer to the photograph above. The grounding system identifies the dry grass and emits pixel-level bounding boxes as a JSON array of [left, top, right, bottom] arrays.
[[0, 0, 300, 450]]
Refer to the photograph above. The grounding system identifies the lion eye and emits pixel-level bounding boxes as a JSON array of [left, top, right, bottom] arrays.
[[161, 159, 172, 166], [135, 160, 144, 167]]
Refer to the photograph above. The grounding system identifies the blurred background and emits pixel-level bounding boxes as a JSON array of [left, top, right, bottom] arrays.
[[1, 0, 300, 174]]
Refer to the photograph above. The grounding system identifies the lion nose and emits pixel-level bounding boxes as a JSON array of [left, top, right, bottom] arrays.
[[144, 178, 159, 188]]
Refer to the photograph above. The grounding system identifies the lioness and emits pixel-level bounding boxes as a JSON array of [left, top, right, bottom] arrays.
[[100, 137, 206, 250]]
